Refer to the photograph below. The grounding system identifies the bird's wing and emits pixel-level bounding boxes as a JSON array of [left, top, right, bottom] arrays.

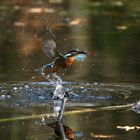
[[43, 39, 57, 59], [42, 29, 58, 59]]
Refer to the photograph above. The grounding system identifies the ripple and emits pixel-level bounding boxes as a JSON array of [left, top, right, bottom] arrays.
[[0, 82, 140, 110]]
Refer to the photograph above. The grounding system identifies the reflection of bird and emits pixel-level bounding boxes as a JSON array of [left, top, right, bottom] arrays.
[[42, 30, 87, 73], [48, 121, 75, 140]]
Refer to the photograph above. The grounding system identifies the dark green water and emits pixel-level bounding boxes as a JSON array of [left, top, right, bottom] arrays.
[[0, 0, 140, 140], [0, 82, 140, 140]]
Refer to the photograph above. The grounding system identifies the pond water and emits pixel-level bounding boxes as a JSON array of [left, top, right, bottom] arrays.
[[0, 82, 140, 140], [0, 0, 140, 140], [1, 81, 140, 140]]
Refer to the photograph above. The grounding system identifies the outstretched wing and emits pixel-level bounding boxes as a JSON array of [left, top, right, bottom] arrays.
[[43, 39, 57, 59], [42, 29, 57, 59]]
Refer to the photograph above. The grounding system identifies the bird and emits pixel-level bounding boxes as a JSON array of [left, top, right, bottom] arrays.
[[47, 121, 84, 140], [47, 121, 75, 140], [42, 29, 87, 73]]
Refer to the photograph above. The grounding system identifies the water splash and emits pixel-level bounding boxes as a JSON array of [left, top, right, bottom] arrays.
[[46, 73, 62, 85], [40, 63, 65, 99], [54, 100, 62, 117], [53, 84, 65, 99], [132, 101, 140, 114], [46, 73, 65, 118], [51, 73, 65, 99], [40, 64, 66, 119]]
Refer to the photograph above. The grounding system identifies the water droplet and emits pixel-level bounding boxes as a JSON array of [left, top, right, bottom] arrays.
[[13, 87, 18, 91], [24, 85, 29, 89], [7, 95, 11, 99], [94, 82, 98, 85], [53, 85, 65, 99], [41, 117, 46, 125], [35, 121, 38, 125], [0, 95, 6, 99], [19, 87, 23, 90], [32, 76, 36, 79], [22, 67, 25, 71]]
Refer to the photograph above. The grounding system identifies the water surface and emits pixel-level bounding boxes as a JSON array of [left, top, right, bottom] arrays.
[[0, 0, 140, 140], [0, 82, 140, 140]]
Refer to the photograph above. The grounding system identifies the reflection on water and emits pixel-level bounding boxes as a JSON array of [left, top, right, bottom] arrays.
[[0, 0, 140, 140], [0, 82, 140, 139]]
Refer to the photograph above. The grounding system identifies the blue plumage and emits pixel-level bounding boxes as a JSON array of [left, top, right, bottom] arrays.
[[74, 54, 87, 61]]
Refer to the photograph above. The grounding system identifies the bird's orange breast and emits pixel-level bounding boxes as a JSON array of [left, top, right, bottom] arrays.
[[66, 57, 75, 66], [50, 57, 75, 73]]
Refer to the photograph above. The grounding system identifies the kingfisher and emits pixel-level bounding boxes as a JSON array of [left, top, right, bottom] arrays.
[[48, 121, 74, 140], [42, 30, 87, 73], [47, 121, 83, 140]]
